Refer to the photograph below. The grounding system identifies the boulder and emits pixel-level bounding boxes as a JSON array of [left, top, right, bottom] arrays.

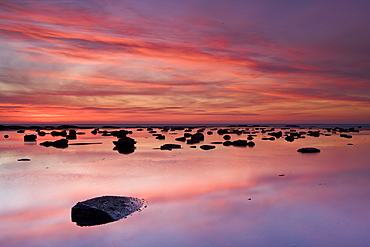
[[297, 147, 321, 153], [24, 134, 37, 142], [71, 196, 145, 226]]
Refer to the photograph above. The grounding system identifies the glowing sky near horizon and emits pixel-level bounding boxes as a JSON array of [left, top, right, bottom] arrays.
[[0, 0, 369, 124]]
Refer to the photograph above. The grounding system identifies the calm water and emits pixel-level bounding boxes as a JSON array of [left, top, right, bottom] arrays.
[[0, 126, 369, 247]]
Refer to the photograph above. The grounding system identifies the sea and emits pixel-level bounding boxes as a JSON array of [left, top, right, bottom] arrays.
[[0, 124, 369, 247]]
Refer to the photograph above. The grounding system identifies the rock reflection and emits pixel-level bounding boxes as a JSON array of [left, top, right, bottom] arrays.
[[71, 196, 146, 227]]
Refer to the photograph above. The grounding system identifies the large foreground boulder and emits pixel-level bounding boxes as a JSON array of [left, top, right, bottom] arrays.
[[71, 196, 145, 226]]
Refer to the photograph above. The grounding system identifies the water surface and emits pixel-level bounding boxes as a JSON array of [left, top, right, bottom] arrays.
[[0, 126, 369, 247]]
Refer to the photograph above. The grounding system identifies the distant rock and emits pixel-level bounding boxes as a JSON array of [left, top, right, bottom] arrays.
[[113, 136, 136, 154], [175, 137, 186, 142], [155, 134, 165, 140], [297, 147, 321, 153], [24, 134, 37, 142], [160, 144, 182, 150], [200, 145, 216, 150], [4, 135, 9, 138], [340, 134, 352, 139], [71, 196, 145, 226], [40, 139, 69, 148], [18, 158, 31, 161], [223, 135, 231, 140]]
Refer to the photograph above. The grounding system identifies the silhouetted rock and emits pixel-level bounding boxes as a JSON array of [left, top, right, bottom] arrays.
[[340, 134, 352, 139], [51, 130, 67, 137], [231, 140, 248, 146], [113, 136, 136, 154], [4, 135, 9, 138], [223, 141, 232, 146], [17, 130, 25, 133], [38, 131, 46, 136], [71, 196, 145, 226], [297, 147, 321, 153], [155, 134, 165, 140], [268, 131, 282, 138], [160, 144, 182, 150], [200, 145, 216, 150], [40, 139, 69, 148], [223, 135, 231, 140], [24, 134, 37, 142], [111, 130, 132, 138], [18, 158, 31, 161], [175, 137, 187, 142], [285, 135, 295, 142], [247, 141, 255, 147]]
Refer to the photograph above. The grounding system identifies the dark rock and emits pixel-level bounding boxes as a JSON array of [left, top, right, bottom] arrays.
[[210, 142, 223, 144], [38, 131, 46, 136], [24, 134, 37, 142], [200, 145, 216, 150], [231, 140, 248, 146], [207, 131, 213, 135], [268, 131, 282, 138], [247, 136, 254, 140], [111, 130, 133, 138], [223, 141, 232, 146], [17, 130, 25, 133], [4, 135, 9, 138], [190, 146, 197, 148], [160, 144, 182, 150], [51, 130, 67, 137], [113, 136, 136, 154], [278, 174, 285, 177], [18, 158, 31, 161], [175, 137, 187, 142], [155, 134, 165, 140], [297, 147, 321, 153], [340, 134, 352, 139], [307, 131, 320, 137], [247, 141, 255, 147], [184, 133, 192, 138], [285, 135, 295, 142], [40, 139, 69, 148], [71, 196, 145, 227], [223, 135, 231, 140]]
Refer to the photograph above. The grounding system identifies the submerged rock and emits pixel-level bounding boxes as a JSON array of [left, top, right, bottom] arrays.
[[297, 147, 321, 153], [71, 196, 145, 227]]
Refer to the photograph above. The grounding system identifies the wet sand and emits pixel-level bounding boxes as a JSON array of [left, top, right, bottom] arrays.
[[0, 125, 369, 247]]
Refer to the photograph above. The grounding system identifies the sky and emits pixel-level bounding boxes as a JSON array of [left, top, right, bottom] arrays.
[[0, 0, 369, 124]]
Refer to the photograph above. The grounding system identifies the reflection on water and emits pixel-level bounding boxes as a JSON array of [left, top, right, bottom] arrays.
[[0, 126, 369, 246]]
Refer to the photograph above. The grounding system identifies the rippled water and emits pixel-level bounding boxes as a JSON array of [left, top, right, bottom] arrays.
[[0, 126, 369, 247]]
